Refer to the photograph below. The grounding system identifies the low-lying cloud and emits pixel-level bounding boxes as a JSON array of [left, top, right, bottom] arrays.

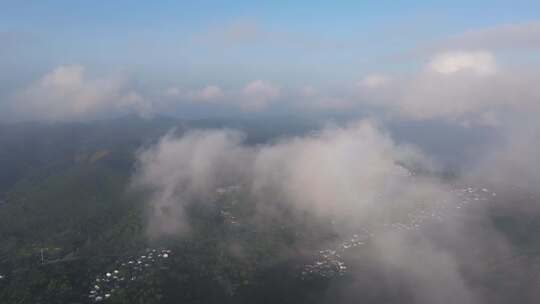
[[427, 50, 497, 76], [162, 79, 281, 112], [133, 120, 448, 237], [132, 129, 251, 236], [131, 119, 527, 303], [354, 50, 540, 124], [5, 65, 151, 122]]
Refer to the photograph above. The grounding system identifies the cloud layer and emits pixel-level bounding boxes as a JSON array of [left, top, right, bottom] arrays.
[[132, 120, 525, 303], [133, 120, 446, 237], [427, 51, 496, 76], [6, 65, 151, 121], [162, 80, 281, 112], [352, 50, 540, 124]]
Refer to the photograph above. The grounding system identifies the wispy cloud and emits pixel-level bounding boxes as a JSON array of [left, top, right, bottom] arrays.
[[132, 119, 522, 303], [132, 120, 440, 237], [442, 21, 540, 51], [193, 18, 352, 50], [162, 79, 281, 112]]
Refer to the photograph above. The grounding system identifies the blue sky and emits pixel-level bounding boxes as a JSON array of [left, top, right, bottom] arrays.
[[2, 1, 538, 80], [1, 1, 540, 121]]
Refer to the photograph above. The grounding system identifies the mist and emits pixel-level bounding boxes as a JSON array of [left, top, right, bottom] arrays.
[[3, 3, 540, 303], [131, 117, 540, 303]]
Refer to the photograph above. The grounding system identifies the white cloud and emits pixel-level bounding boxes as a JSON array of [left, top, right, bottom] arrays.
[[132, 129, 251, 237], [133, 120, 445, 236], [195, 85, 223, 101], [161, 81, 280, 112], [306, 52, 502, 119], [427, 51, 496, 76], [133, 111, 533, 304], [240, 80, 281, 111], [9, 65, 151, 121], [399, 51, 540, 121], [299, 85, 318, 97], [359, 74, 391, 88], [296, 86, 357, 110], [164, 85, 224, 101], [464, 119, 540, 190], [163, 87, 182, 97], [341, 50, 540, 123]]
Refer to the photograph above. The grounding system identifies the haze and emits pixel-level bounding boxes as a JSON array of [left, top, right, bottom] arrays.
[[1, 2, 540, 303]]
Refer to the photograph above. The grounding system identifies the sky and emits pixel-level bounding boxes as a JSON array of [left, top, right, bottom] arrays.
[[1, 1, 540, 121]]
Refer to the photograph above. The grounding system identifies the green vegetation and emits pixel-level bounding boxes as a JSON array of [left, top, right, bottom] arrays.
[[1, 116, 538, 303], [0, 116, 328, 303]]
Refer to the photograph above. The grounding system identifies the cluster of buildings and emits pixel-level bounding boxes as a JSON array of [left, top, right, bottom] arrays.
[[301, 186, 495, 279], [89, 248, 172, 302]]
